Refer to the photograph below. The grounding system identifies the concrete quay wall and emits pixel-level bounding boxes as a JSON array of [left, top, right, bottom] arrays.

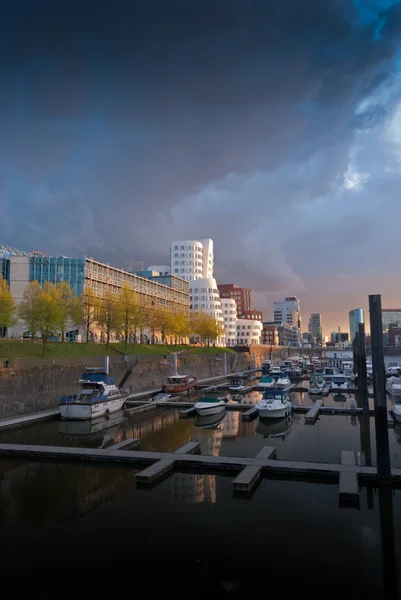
[[0, 345, 308, 419]]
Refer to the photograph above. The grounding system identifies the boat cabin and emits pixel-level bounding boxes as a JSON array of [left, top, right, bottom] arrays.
[[166, 375, 191, 385], [263, 389, 290, 402]]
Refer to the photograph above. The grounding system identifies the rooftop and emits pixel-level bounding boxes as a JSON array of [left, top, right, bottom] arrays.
[[0, 244, 34, 258]]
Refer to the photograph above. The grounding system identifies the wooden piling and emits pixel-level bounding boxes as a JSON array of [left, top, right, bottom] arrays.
[[369, 294, 391, 485]]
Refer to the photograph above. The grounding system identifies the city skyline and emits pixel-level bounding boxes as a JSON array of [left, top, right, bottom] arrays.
[[1, 1, 401, 335]]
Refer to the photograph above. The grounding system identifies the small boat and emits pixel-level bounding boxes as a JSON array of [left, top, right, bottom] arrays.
[[292, 367, 302, 377], [194, 411, 226, 429], [229, 379, 247, 392], [261, 359, 272, 374], [194, 392, 226, 416], [258, 375, 275, 389], [151, 392, 171, 403], [393, 401, 401, 423], [331, 375, 349, 391], [276, 374, 290, 388], [60, 367, 128, 420], [387, 377, 401, 397], [308, 382, 323, 395], [270, 366, 282, 376], [386, 366, 401, 377], [256, 389, 292, 419], [162, 374, 198, 394]]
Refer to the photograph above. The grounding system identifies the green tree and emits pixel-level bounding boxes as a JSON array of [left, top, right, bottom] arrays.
[[116, 284, 142, 350], [154, 308, 174, 345], [170, 311, 190, 345], [83, 288, 99, 343], [54, 281, 76, 343], [97, 288, 120, 347], [0, 276, 16, 333], [18, 281, 42, 341], [190, 310, 224, 347], [36, 283, 60, 356]]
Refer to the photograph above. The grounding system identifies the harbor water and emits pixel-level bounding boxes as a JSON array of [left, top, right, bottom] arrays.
[[0, 379, 400, 597]]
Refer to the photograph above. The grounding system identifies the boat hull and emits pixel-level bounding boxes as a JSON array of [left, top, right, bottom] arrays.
[[257, 404, 291, 419], [195, 403, 226, 416], [60, 396, 127, 420], [308, 388, 323, 395], [393, 407, 401, 423], [162, 378, 198, 393]]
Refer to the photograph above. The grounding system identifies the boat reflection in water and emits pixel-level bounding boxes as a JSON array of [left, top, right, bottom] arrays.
[[256, 415, 292, 440], [58, 409, 128, 448], [194, 411, 226, 429]]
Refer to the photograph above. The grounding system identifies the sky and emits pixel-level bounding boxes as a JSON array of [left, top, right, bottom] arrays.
[[2, 0, 401, 336]]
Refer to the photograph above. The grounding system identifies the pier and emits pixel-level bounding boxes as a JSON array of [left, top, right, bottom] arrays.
[[339, 450, 360, 506], [0, 442, 393, 493], [304, 400, 323, 424]]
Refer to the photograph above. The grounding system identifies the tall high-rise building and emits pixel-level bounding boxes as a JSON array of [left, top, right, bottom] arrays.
[[170, 239, 213, 282], [309, 313, 323, 346], [273, 297, 301, 345], [349, 308, 364, 341], [382, 309, 401, 332]]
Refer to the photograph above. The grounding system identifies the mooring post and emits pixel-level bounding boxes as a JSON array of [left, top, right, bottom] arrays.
[[173, 352, 178, 375], [358, 323, 369, 413], [105, 356, 109, 375], [369, 294, 391, 484]]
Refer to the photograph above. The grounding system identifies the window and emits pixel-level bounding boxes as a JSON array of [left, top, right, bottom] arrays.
[[174, 245, 178, 250], [174, 269, 179, 273], [180, 245, 184, 250]]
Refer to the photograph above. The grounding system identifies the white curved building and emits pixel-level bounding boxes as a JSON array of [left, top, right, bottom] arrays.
[[221, 298, 237, 347], [190, 278, 225, 345], [170, 239, 213, 281], [236, 318, 263, 345]]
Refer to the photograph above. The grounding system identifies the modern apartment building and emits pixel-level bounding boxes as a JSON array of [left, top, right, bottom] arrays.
[[264, 320, 300, 347], [221, 298, 237, 347], [309, 313, 323, 346], [238, 309, 263, 321], [273, 297, 302, 345], [218, 284, 253, 314], [236, 319, 263, 345], [170, 239, 214, 281], [349, 308, 364, 341]]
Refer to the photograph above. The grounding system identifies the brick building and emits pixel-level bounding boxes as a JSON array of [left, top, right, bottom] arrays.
[[218, 284, 253, 314]]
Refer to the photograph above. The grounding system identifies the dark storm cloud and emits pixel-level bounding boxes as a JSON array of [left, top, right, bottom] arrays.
[[2, 0, 401, 332]]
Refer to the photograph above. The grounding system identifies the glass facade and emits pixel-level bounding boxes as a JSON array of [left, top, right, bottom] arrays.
[[0, 258, 10, 285], [349, 308, 364, 341], [30, 257, 86, 296]]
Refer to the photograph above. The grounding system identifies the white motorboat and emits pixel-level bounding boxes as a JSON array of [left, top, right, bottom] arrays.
[[387, 377, 401, 397], [393, 402, 401, 424], [386, 366, 401, 377], [292, 367, 302, 377], [276, 374, 290, 388], [194, 392, 226, 416], [331, 375, 349, 391], [258, 375, 275, 389], [270, 366, 282, 376], [261, 359, 272, 374], [256, 389, 292, 419], [60, 367, 128, 420], [229, 378, 247, 392]]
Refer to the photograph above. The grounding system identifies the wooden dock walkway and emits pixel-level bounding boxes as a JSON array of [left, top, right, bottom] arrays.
[[232, 446, 276, 493], [0, 442, 389, 489], [339, 450, 360, 506], [0, 408, 60, 432], [304, 400, 323, 424]]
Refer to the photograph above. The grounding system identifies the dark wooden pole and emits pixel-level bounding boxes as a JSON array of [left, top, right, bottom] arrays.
[[369, 294, 391, 484], [358, 322, 369, 413]]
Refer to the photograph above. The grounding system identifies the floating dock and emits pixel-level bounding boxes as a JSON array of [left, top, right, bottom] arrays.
[[339, 450, 360, 507], [304, 400, 323, 424], [232, 446, 276, 493], [0, 408, 60, 432]]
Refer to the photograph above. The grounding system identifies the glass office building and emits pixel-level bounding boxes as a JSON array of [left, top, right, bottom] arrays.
[[349, 308, 364, 341], [30, 256, 86, 296]]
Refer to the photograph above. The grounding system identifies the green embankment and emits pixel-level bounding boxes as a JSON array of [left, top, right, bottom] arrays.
[[0, 340, 235, 359]]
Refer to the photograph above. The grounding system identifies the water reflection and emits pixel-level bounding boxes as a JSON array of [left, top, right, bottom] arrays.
[[256, 415, 292, 440]]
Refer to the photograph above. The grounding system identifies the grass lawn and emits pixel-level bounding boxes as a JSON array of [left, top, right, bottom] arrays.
[[0, 340, 236, 359]]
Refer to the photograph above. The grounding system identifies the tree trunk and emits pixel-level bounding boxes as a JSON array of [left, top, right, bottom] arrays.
[[86, 320, 90, 344], [42, 336, 47, 357], [125, 325, 128, 351], [61, 326, 65, 343]]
